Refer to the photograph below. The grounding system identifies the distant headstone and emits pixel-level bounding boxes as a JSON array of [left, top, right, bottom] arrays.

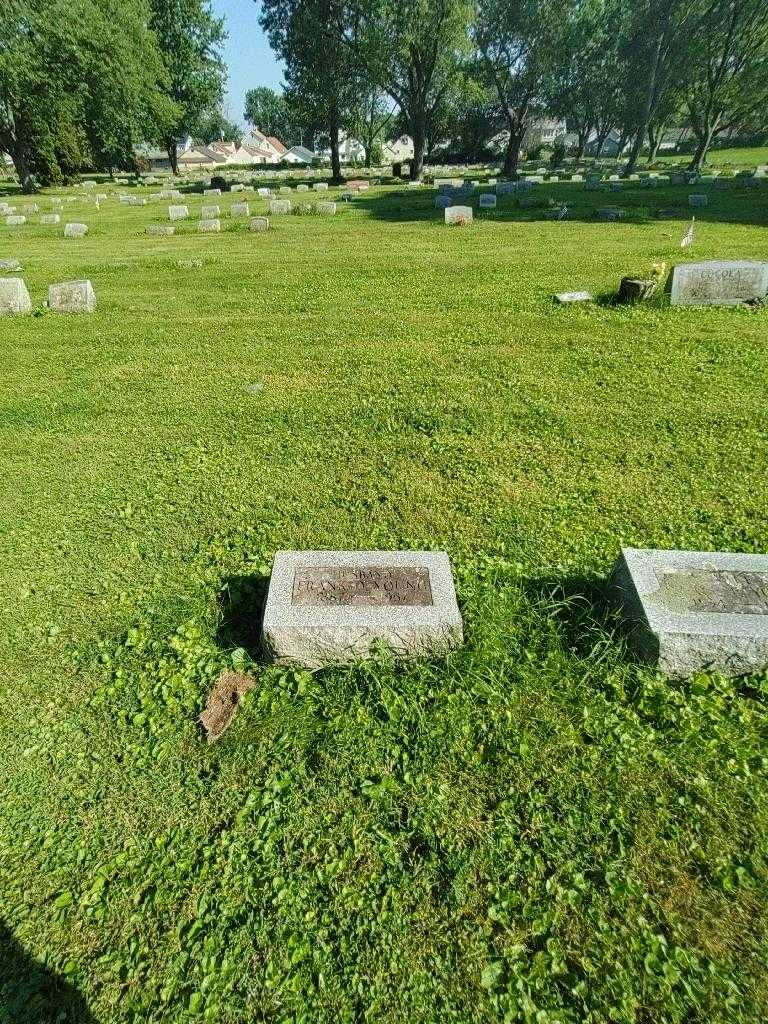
[[168, 205, 189, 220], [146, 224, 175, 236], [445, 205, 472, 225], [669, 260, 768, 306], [64, 223, 88, 237], [203, 188, 222, 196], [257, 188, 272, 197], [262, 550, 463, 667], [555, 291, 593, 303], [688, 194, 708, 207], [47, 279, 96, 313], [231, 183, 245, 192], [596, 207, 626, 221], [201, 204, 220, 218], [317, 201, 337, 214], [269, 199, 291, 214], [609, 547, 768, 677], [40, 214, 61, 225], [0, 259, 21, 271], [313, 182, 329, 191], [198, 218, 221, 232], [479, 194, 497, 209], [230, 202, 250, 218], [249, 217, 270, 232], [296, 184, 309, 193], [6, 215, 26, 226], [0, 278, 32, 315]]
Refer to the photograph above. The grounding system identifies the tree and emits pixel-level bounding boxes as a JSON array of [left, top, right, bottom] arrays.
[[685, 0, 768, 172], [244, 86, 301, 143], [547, 0, 625, 161], [148, 0, 227, 174], [476, 0, 568, 177], [196, 109, 242, 144], [0, 0, 173, 190], [619, 0, 700, 177], [355, 0, 474, 181], [349, 87, 395, 168], [260, 0, 363, 181]]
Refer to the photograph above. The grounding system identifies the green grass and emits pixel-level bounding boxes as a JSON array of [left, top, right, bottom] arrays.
[[1, 175, 768, 1024], [656, 144, 768, 169]]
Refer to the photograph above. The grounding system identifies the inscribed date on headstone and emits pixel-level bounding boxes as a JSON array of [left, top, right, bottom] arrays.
[[292, 566, 434, 607]]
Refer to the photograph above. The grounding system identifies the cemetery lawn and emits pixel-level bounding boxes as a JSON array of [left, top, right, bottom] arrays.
[[1, 177, 768, 1024]]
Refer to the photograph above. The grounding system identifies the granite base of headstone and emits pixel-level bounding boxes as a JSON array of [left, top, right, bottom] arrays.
[[609, 547, 768, 678], [263, 550, 463, 667]]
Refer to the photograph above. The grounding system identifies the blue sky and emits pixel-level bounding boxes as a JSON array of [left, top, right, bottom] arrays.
[[211, 0, 285, 127]]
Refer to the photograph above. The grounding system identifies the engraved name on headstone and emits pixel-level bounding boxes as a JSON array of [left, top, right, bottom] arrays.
[[670, 260, 768, 306], [292, 566, 433, 607]]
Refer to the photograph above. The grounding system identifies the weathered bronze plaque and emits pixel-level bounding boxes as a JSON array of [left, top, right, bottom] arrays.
[[292, 565, 434, 607], [654, 570, 768, 615]]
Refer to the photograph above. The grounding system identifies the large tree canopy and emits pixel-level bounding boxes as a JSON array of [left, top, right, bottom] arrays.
[[148, 0, 227, 173], [0, 0, 174, 190]]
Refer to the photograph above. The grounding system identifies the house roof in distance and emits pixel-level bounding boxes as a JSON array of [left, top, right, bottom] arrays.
[[266, 136, 288, 156], [286, 145, 316, 162]]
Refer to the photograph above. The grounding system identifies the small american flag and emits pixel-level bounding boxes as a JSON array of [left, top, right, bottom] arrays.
[[680, 216, 695, 248]]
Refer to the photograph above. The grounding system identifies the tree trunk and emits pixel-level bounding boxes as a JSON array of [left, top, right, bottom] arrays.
[[502, 128, 524, 178], [328, 110, 342, 183], [8, 142, 36, 193], [623, 127, 645, 177], [166, 138, 178, 176], [688, 124, 715, 174], [576, 129, 588, 161], [410, 110, 426, 181]]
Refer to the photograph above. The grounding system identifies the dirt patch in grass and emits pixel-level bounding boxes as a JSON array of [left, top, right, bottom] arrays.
[[199, 670, 256, 742]]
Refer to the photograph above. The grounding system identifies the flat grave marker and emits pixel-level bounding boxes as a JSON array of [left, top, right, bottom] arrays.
[[609, 547, 768, 677], [263, 550, 463, 667]]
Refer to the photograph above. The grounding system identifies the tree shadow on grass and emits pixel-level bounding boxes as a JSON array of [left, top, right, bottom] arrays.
[[215, 574, 271, 662], [350, 182, 768, 228], [0, 922, 96, 1024]]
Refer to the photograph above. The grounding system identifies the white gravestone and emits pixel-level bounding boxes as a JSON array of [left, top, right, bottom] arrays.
[[64, 223, 88, 237], [146, 225, 175, 236], [203, 188, 222, 196], [257, 188, 272, 198], [609, 547, 768, 678], [445, 206, 473, 225], [263, 550, 463, 667], [201, 205, 220, 218], [669, 260, 768, 307], [168, 205, 189, 220], [230, 202, 250, 218], [249, 217, 270, 232], [48, 280, 96, 313], [316, 201, 337, 215], [270, 199, 291, 214], [0, 259, 21, 271], [296, 184, 309, 193], [0, 278, 32, 315], [313, 182, 329, 191], [198, 218, 221, 232], [40, 214, 61, 225], [6, 216, 26, 226]]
